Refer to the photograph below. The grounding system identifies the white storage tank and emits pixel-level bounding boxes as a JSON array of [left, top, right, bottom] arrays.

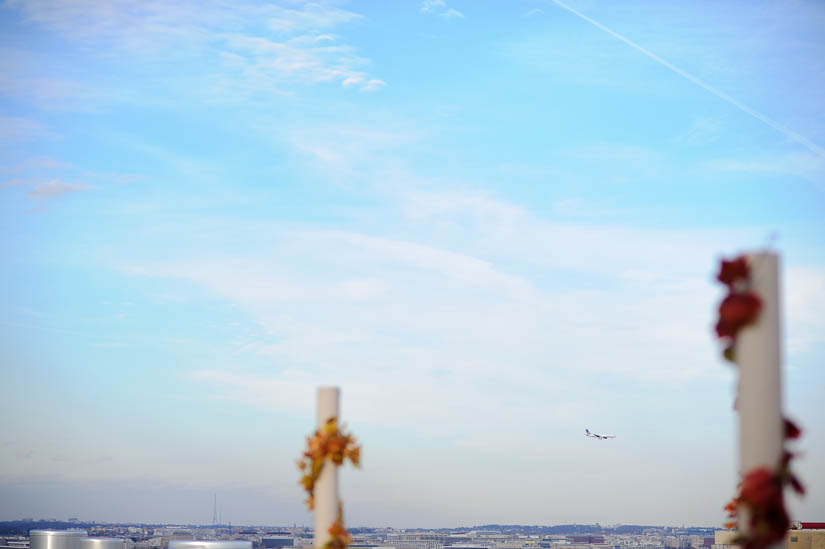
[[80, 539, 126, 549], [30, 530, 88, 549], [168, 542, 252, 549]]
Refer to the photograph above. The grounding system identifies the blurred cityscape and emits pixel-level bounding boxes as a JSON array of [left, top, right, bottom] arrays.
[[1, 521, 823, 549]]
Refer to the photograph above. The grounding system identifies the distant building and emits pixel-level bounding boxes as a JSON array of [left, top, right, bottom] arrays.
[[262, 537, 294, 549], [711, 530, 737, 549], [787, 524, 825, 549], [1, 537, 31, 549], [713, 523, 825, 549], [566, 538, 604, 545]]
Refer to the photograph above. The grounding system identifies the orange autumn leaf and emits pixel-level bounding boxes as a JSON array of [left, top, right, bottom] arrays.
[[323, 504, 352, 549], [297, 417, 361, 514]]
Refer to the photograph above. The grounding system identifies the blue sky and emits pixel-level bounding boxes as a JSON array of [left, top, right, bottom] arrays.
[[1, 0, 824, 527]]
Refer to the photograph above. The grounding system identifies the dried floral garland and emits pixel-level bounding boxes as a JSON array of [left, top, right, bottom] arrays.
[[298, 417, 360, 549], [325, 503, 353, 549], [715, 256, 763, 362], [723, 419, 804, 548], [715, 255, 804, 548]]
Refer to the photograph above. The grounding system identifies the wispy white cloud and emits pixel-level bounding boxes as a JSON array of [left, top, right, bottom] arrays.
[[1, 157, 139, 206], [123, 199, 746, 396], [20, 157, 74, 171], [402, 188, 524, 220], [216, 31, 382, 94], [359, 78, 386, 92], [0, 49, 102, 111], [265, 3, 363, 33], [288, 124, 419, 177], [676, 116, 724, 146], [0, 179, 34, 188], [5, 0, 212, 49], [0, 115, 52, 142], [705, 152, 825, 186], [560, 144, 663, 182], [326, 230, 535, 300], [4, 0, 384, 95], [26, 179, 92, 199], [421, 0, 445, 13], [421, 0, 464, 19], [393, 185, 725, 277]]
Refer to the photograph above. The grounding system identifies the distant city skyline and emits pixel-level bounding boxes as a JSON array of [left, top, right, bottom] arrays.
[[0, 521, 732, 549], [2, 0, 824, 527], [0, 520, 720, 527]]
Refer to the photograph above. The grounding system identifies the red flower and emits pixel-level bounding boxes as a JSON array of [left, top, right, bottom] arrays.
[[740, 468, 781, 507], [714, 256, 763, 362], [777, 449, 805, 496], [789, 474, 805, 496], [738, 467, 790, 549], [784, 418, 801, 440], [718, 257, 750, 286], [716, 292, 762, 338], [716, 319, 736, 339]]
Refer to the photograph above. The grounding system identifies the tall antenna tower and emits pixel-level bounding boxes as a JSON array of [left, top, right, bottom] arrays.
[[212, 493, 218, 526]]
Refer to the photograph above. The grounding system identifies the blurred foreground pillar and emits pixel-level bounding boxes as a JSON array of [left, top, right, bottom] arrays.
[[737, 252, 783, 542], [314, 386, 340, 549]]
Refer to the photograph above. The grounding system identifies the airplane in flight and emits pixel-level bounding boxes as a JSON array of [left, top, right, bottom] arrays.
[[585, 428, 615, 440]]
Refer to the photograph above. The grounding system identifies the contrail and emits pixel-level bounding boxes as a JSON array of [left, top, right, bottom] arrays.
[[550, 0, 825, 159]]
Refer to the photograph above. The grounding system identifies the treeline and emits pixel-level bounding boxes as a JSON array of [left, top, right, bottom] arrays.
[[0, 521, 95, 536]]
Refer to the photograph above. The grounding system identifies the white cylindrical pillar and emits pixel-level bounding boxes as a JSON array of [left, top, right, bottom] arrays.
[[736, 252, 783, 534], [314, 386, 340, 549]]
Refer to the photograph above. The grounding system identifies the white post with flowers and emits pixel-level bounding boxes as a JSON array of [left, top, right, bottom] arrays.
[[736, 252, 783, 535], [314, 387, 340, 549]]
